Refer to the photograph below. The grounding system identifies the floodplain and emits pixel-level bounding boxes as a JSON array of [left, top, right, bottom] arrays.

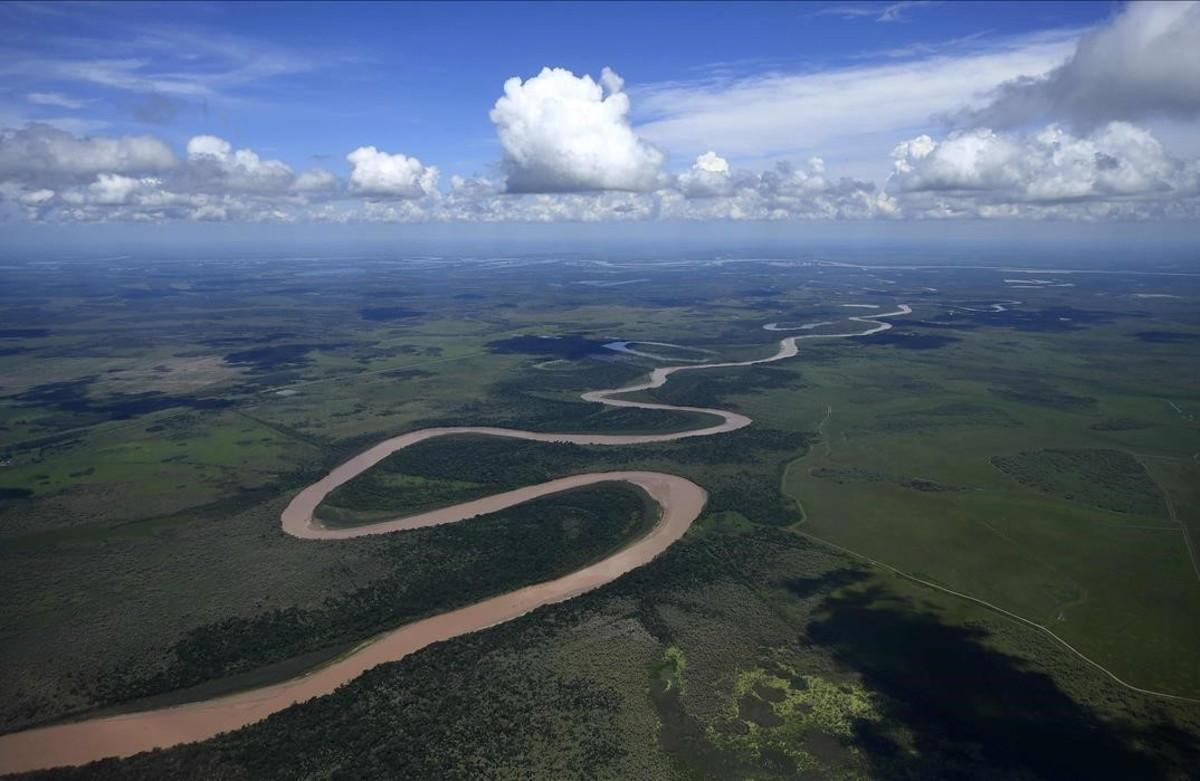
[[1, 250, 1198, 778]]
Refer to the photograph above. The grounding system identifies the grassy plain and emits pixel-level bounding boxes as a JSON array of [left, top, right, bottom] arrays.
[[2, 251, 1199, 777]]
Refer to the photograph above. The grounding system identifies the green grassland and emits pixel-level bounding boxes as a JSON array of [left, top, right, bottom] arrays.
[[26, 527, 1200, 780], [776, 305, 1200, 698], [3, 253, 1200, 777]]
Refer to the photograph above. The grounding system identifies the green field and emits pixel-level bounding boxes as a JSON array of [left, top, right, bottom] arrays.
[[2, 252, 1199, 778]]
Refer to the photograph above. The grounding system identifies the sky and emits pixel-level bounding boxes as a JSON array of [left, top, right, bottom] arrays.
[[2, 0, 1199, 247]]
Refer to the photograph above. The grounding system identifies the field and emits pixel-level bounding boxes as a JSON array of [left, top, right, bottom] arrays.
[[2, 249, 1199, 778]]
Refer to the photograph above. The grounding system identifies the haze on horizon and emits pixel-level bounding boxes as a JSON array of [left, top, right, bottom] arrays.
[[4, 4, 1200, 777], [1, 0, 1199, 253]]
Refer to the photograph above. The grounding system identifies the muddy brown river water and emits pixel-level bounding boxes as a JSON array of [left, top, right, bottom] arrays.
[[0, 305, 910, 774]]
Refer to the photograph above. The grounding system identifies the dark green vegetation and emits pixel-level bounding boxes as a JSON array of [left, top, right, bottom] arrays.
[[96, 484, 653, 712], [24, 530, 1200, 780], [3, 251, 1200, 778], [991, 448, 1167, 517], [1135, 331, 1200, 344], [488, 332, 613, 359], [319, 429, 810, 528], [856, 330, 960, 349]]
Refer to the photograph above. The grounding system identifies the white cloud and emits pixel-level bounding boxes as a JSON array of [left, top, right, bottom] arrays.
[[26, 92, 87, 110], [490, 66, 666, 193], [343, 155, 894, 224], [877, 1, 935, 22], [185, 135, 233, 160], [18, 188, 55, 206], [677, 151, 736, 197], [346, 146, 438, 198], [192, 204, 229, 222], [817, 1, 938, 23], [0, 123, 176, 183], [0, 128, 328, 223], [69, 173, 160, 205], [633, 30, 1077, 168], [889, 122, 1200, 217], [3, 113, 1197, 226], [0, 21, 332, 106], [964, 1, 1200, 128], [693, 150, 731, 175], [449, 174, 502, 197], [185, 135, 294, 193], [293, 168, 339, 193], [744, 158, 897, 219]]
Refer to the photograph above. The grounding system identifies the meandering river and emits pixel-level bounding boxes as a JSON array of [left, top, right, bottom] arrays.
[[0, 305, 911, 774]]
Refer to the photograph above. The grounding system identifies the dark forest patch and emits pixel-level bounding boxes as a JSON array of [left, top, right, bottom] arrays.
[[10, 377, 232, 421], [0, 328, 51, 338], [935, 306, 1137, 332], [487, 333, 610, 360], [119, 288, 179, 300], [89, 485, 653, 712], [856, 331, 959, 350], [200, 333, 298, 348], [379, 369, 434, 381], [10, 377, 97, 406], [708, 472, 801, 526], [1134, 331, 1200, 344], [738, 693, 783, 727], [359, 307, 425, 322], [223, 343, 350, 372], [645, 363, 807, 408], [810, 467, 962, 493], [990, 380, 1096, 411], [991, 448, 1166, 517], [646, 296, 704, 308], [902, 319, 979, 331], [10, 376, 231, 422], [872, 403, 1022, 432], [1090, 417, 1152, 432]]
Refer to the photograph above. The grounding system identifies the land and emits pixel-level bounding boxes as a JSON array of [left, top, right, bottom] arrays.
[[1, 250, 1199, 778]]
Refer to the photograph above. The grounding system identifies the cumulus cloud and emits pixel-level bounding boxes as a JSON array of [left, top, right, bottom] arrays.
[[490, 66, 666, 193], [889, 122, 1200, 217], [963, 1, 1200, 129], [449, 174, 503, 198], [677, 151, 736, 197], [186, 135, 295, 193], [4, 109, 1197, 225], [64, 173, 161, 205], [293, 168, 339, 193], [748, 158, 897, 219], [665, 153, 894, 217], [340, 154, 894, 224], [346, 146, 438, 198], [0, 128, 336, 223], [19, 188, 55, 206], [0, 123, 176, 183]]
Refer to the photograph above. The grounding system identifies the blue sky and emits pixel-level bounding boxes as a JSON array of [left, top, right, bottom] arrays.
[[3, 1, 1113, 173], [1, 0, 1198, 239]]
